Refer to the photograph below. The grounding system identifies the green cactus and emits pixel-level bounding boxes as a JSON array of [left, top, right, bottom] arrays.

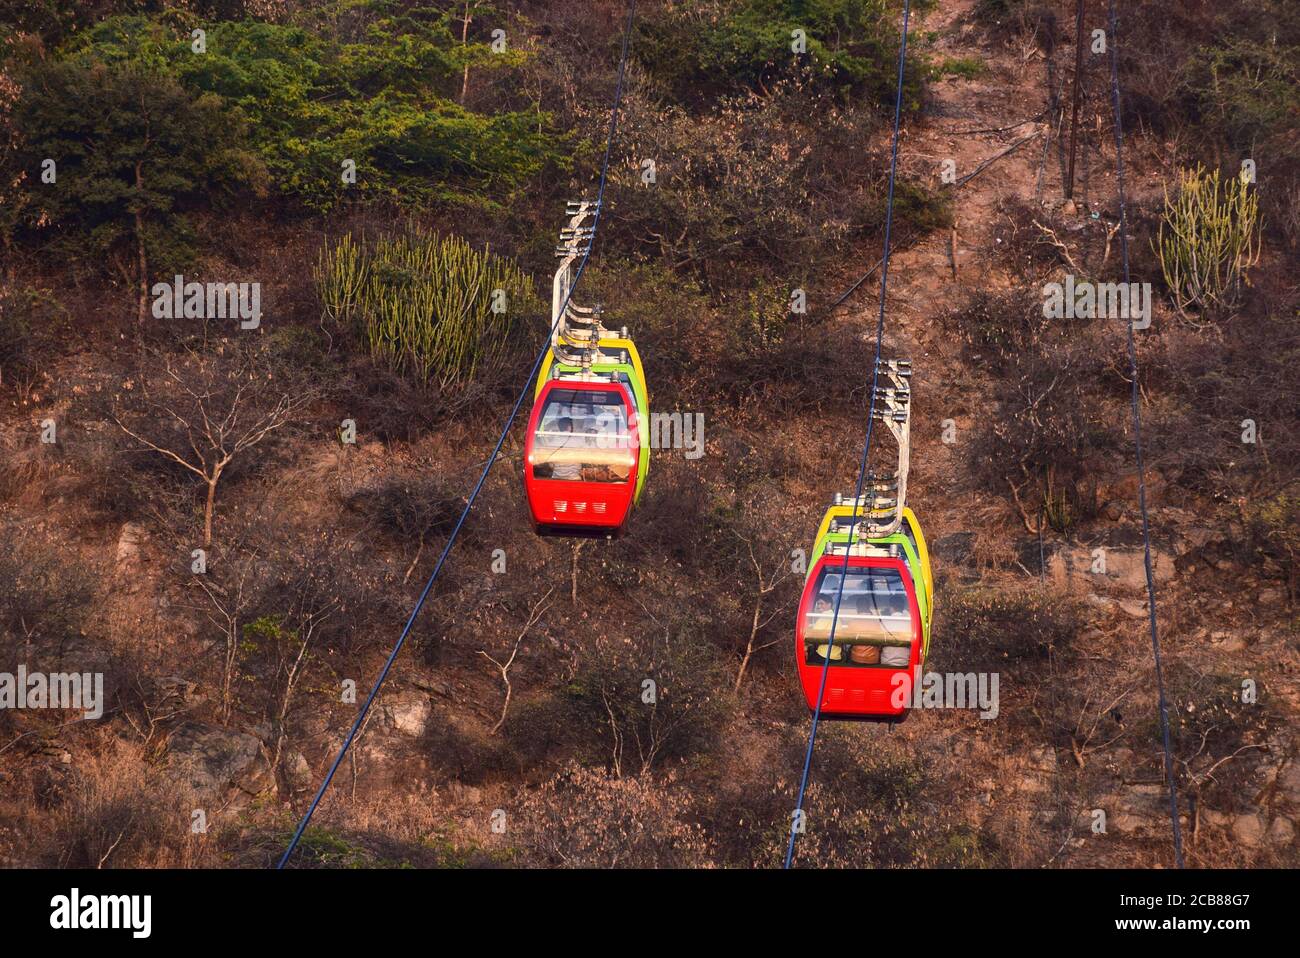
[[1040, 466, 1075, 535], [316, 226, 537, 385], [1156, 164, 1261, 322]]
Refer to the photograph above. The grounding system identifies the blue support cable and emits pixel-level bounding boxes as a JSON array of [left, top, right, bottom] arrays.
[[1105, 0, 1184, 869], [278, 0, 640, 870], [784, 0, 912, 871]]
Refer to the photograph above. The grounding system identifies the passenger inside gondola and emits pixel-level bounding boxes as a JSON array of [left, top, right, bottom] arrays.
[[544, 417, 582, 480], [804, 566, 914, 667], [809, 596, 839, 662], [879, 592, 912, 667], [850, 595, 882, 664], [532, 389, 633, 482]]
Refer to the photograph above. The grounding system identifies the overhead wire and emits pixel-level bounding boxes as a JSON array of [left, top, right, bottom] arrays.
[[1104, 0, 1184, 869]]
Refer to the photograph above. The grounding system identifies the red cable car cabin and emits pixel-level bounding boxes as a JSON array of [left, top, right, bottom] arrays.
[[795, 549, 923, 720], [524, 379, 639, 534]]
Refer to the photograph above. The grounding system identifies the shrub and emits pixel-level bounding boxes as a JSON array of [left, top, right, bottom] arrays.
[[1157, 664, 1276, 810], [932, 587, 1078, 675], [1150, 312, 1299, 529], [0, 286, 33, 390], [717, 328, 856, 414], [858, 177, 954, 236], [504, 634, 735, 776], [932, 56, 989, 79], [0, 523, 97, 647], [317, 228, 538, 387], [1119, 2, 1299, 246], [1178, 36, 1298, 160], [49, 739, 214, 869], [1243, 491, 1299, 597], [973, 0, 1056, 41], [971, 337, 1114, 523], [761, 734, 984, 867], [947, 287, 1047, 371], [608, 84, 947, 295], [344, 473, 464, 545], [577, 262, 714, 390], [513, 763, 715, 867], [633, 0, 927, 110], [735, 278, 794, 358], [1156, 165, 1261, 321], [59, 10, 563, 213]]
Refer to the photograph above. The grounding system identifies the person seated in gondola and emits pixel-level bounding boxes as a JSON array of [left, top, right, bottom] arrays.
[[545, 417, 582, 480], [878, 594, 911, 667], [809, 596, 844, 663], [849, 595, 882, 665]]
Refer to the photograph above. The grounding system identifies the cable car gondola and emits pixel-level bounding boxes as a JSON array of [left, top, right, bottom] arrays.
[[537, 336, 649, 501], [812, 502, 933, 648], [812, 514, 931, 655], [795, 542, 924, 720], [524, 376, 640, 533], [813, 504, 933, 610]]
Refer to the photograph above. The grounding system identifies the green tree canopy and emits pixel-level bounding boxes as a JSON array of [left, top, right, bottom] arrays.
[[634, 0, 927, 110], [59, 3, 562, 212], [12, 54, 264, 281]]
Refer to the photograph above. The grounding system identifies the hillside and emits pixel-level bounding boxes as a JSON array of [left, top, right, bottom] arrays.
[[0, 0, 1296, 870]]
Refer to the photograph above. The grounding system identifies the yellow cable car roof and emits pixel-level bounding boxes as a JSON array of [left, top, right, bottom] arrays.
[[812, 504, 933, 608], [536, 337, 647, 404]]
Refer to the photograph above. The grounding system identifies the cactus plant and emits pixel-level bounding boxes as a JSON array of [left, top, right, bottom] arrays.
[[316, 227, 537, 386], [1156, 164, 1261, 322]]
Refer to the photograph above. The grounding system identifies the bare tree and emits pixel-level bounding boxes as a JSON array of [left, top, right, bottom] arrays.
[[267, 577, 340, 785], [194, 552, 259, 725], [478, 587, 554, 734], [587, 635, 731, 778], [732, 531, 795, 692], [112, 347, 312, 546]]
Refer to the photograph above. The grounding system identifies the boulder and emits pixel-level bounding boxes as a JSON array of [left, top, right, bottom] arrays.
[[1019, 746, 1058, 795], [1104, 784, 1170, 835], [1231, 813, 1266, 848], [1268, 816, 1295, 846], [165, 722, 272, 803], [380, 690, 431, 737], [284, 751, 314, 793], [1258, 587, 1286, 607], [153, 675, 201, 704], [115, 522, 145, 563], [1118, 599, 1149, 618], [1280, 762, 1300, 805], [1200, 808, 1231, 827], [1210, 631, 1248, 653], [1047, 541, 1175, 593]]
